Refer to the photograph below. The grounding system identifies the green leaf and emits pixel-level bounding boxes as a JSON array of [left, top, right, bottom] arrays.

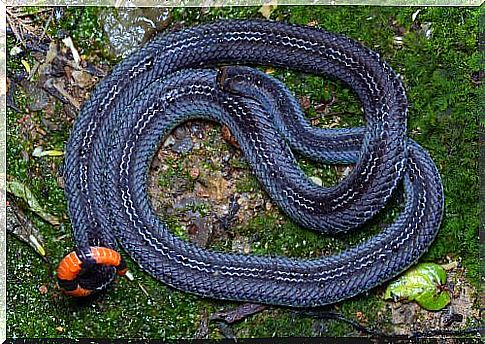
[[415, 289, 451, 311], [384, 263, 450, 311], [7, 180, 61, 226], [21, 59, 31, 75]]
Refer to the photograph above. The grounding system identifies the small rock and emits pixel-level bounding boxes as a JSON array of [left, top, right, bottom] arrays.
[[299, 96, 311, 111], [57, 176, 65, 189], [391, 302, 418, 325], [194, 182, 210, 198], [150, 155, 162, 170], [42, 118, 59, 131], [232, 236, 251, 254], [421, 22, 433, 39], [71, 70, 96, 89], [172, 137, 193, 154], [168, 126, 194, 154], [21, 81, 50, 112], [443, 312, 463, 327], [162, 135, 175, 147], [309, 176, 323, 186], [205, 171, 230, 201], [336, 165, 353, 179], [187, 216, 212, 248], [101, 7, 172, 58], [194, 309, 210, 339], [21, 150, 29, 162], [190, 167, 200, 179], [173, 196, 200, 210], [174, 126, 188, 139], [342, 166, 353, 178], [356, 311, 368, 323], [39, 285, 48, 295], [265, 202, 273, 211], [10, 45, 23, 56]]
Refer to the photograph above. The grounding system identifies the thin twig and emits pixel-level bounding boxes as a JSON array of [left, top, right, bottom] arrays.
[[39, 9, 54, 43], [6, 11, 25, 47], [296, 310, 386, 336], [7, 7, 43, 48], [8, 8, 53, 17]]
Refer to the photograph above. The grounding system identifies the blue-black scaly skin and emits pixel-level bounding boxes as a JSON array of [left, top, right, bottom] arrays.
[[62, 20, 444, 307]]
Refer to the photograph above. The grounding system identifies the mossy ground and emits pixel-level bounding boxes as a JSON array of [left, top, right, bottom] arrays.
[[6, 5, 481, 339]]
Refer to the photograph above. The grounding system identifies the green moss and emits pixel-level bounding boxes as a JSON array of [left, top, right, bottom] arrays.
[[234, 309, 317, 338], [8, 235, 201, 339], [157, 156, 190, 188], [235, 174, 260, 193]]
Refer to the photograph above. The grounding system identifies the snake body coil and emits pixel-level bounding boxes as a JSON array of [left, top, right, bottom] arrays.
[[61, 20, 444, 307]]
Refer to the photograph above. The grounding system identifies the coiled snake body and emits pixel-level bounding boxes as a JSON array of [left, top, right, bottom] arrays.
[[59, 20, 444, 307]]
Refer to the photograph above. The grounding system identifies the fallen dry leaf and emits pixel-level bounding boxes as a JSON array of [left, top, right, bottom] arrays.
[[206, 171, 230, 201], [211, 303, 267, 324], [259, 1, 278, 20], [7, 179, 61, 226], [62, 36, 81, 65], [299, 96, 311, 111], [221, 125, 239, 148], [71, 70, 97, 89]]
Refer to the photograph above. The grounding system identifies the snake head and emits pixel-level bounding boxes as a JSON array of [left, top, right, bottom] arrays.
[[56, 246, 128, 297], [217, 66, 266, 96]]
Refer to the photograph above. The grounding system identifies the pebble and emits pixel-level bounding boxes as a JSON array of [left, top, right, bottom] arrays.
[[190, 167, 200, 179], [309, 176, 323, 186], [162, 135, 175, 147], [38, 285, 48, 294], [71, 70, 96, 89], [22, 81, 50, 112], [172, 137, 193, 154]]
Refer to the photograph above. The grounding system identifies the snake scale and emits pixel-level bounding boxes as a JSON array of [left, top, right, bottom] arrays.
[[60, 19, 444, 307]]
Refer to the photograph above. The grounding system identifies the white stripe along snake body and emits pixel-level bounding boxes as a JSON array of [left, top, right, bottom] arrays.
[[59, 20, 444, 307]]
